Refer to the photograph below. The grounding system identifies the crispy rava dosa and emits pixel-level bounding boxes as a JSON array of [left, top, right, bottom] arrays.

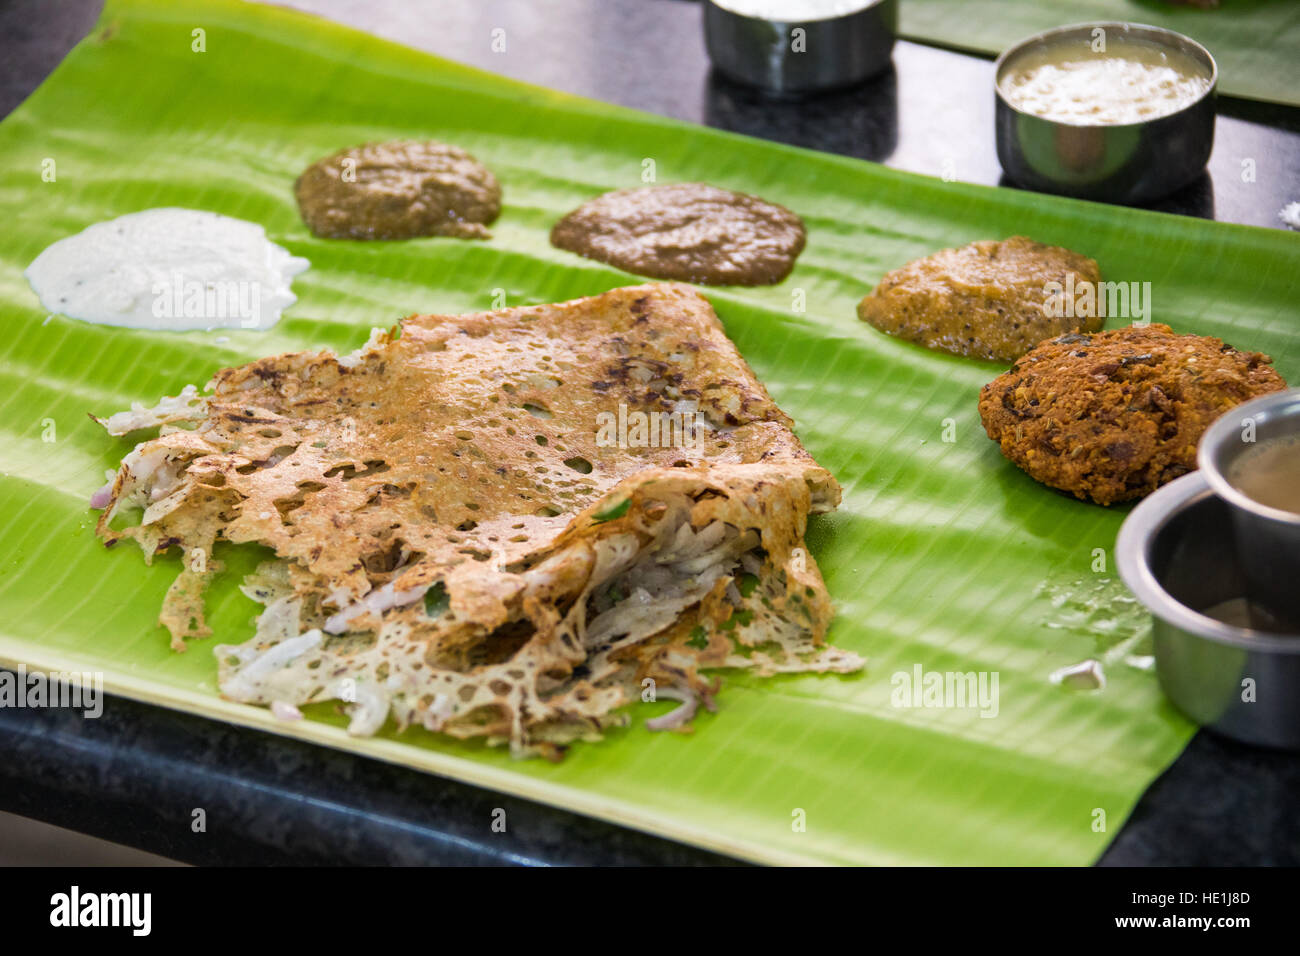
[[93, 284, 861, 758]]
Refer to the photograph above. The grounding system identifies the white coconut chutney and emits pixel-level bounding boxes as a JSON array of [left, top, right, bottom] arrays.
[[1000, 38, 1212, 126], [24, 207, 309, 331]]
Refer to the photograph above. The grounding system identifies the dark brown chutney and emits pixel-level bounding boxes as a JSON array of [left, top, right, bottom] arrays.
[[550, 182, 806, 286]]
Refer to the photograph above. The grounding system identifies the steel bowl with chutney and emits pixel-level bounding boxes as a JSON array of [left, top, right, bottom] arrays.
[[995, 22, 1217, 203], [1117, 472, 1300, 750], [1198, 388, 1300, 627], [703, 0, 897, 95], [1117, 391, 1300, 750]]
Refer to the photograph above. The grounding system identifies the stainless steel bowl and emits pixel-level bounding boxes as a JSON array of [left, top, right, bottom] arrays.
[[703, 0, 897, 95], [1198, 388, 1300, 626], [994, 22, 1217, 203], [1117, 471, 1300, 750]]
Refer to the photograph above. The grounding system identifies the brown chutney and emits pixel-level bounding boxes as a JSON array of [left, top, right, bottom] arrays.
[[549, 183, 806, 286], [295, 140, 501, 240], [857, 237, 1103, 363]]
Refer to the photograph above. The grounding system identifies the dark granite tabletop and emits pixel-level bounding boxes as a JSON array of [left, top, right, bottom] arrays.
[[2, 0, 1298, 866]]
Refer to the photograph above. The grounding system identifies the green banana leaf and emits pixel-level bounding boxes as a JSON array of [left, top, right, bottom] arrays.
[[900, 0, 1300, 107], [0, 0, 1295, 866]]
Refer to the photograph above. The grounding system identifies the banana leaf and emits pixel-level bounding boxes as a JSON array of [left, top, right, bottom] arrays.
[[0, 0, 1295, 865], [900, 0, 1300, 106]]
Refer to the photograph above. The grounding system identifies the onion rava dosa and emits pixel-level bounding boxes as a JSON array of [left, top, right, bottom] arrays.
[[93, 284, 862, 758]]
